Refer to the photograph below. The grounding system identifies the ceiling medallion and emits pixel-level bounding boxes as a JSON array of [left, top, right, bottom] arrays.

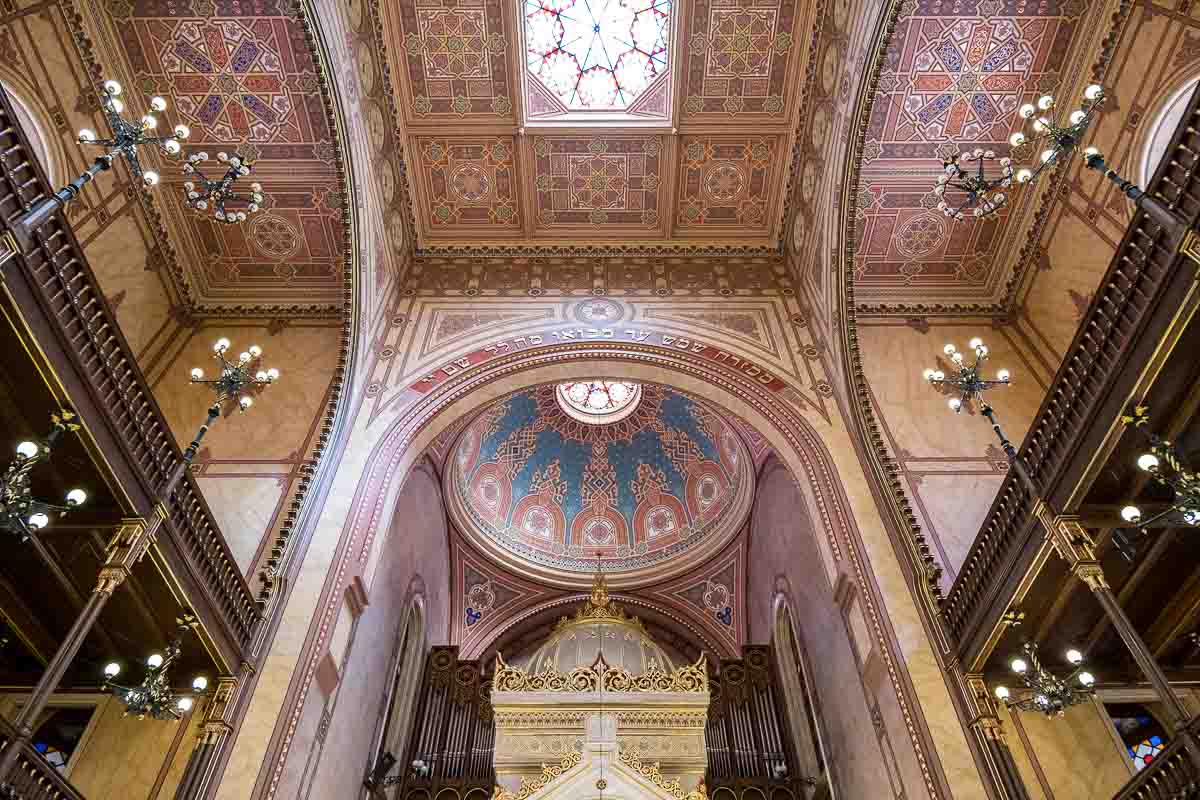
[[556, 380, 642, 425]]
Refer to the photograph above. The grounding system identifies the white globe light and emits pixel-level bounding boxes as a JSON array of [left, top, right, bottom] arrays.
[[1079, 671, 1095, 687], [27, 513, 49, 530], [1041, 149, 1056, 164], [184, 181, 195, 191], [923, 368, 935, 381], [103, 80, 122, 96], [239, 166, 250, 176], [1121, 505, 1142, 523], [78, 128, 96, 143], [1066, 648, 1083, 665], [16, 441, 39, 459], [933, 370, 945, 381], [147, 653, 164, 668], [951, 351, 964, 363], [214, 337, 231, 352], [948, 398, 962, 411], [164, 139, 181, 155], [1017, 169, 1033, 184], [1019, 103, 1036, 119], [190, 367, 204, 380], [943, 343, 956, 355], [192, 676, 209, 692], [1183, 509, 1200, 526], [1069, 110, 1087, 125], [195, 200, 208, 210], [141, 115, 157, 129], [239, 396, 253, 410], [266, 368, 280, 380], [1032, 119, 1047, 133], [1137, 453, 1160, 472], [150, 96, 168, 112], [977, 345, 988, 356], [997, 369, 1011, 382], [1009, 132, 1026, 147], [217, 152, 228, 162], [142, 171, 160, 187], [994, 686, 1010, 700], [1011, 658, 1028, 674], [109, 97, 125, 114], [256, 371, 268, 382], [174, 124, 191, 139], [1084, 84, 1104, 101], [66, 488, 87, 506], [969, 337, 984, 349], [104, 662, 121, 678], [177, 697, 194, 712], [238, 351, 251, 363], [1037, 95, 1054, 110], [1084, 147, 1100, 158]]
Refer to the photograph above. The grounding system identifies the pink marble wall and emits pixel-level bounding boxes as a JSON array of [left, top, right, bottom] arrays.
[[286, 461, 451, 800], [747, 458, 914, 799]]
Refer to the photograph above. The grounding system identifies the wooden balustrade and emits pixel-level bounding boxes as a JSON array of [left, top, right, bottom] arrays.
[[941, 83, 1200, 659], [0, 86, 257, 658], [0, 719, 85, 800]]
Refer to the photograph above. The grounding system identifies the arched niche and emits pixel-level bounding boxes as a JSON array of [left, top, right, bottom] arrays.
[[0, 72, 66, 187], [1139, 76, 1200, 189]]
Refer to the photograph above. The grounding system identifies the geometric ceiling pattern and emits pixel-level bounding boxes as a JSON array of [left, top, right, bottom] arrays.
[[852, 2, 1092, 315], [445, 383, 754, 587], [111, 3, 346, 312], [387, 0, 806, 250]]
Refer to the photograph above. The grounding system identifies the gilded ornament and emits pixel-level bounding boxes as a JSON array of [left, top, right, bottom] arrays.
[[492, 750, 582, 800], [618, 751, 708, 799]]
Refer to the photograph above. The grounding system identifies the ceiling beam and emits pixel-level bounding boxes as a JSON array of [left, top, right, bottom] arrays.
[[0, 572, 56, 665]]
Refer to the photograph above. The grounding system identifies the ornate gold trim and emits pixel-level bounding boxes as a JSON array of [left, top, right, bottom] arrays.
[[618, 751, 708, 799], [492, 652, 708, 694], [1179, 229, 1200, 267], [492, 751, 582, 800], [0, 231, 17, 267]]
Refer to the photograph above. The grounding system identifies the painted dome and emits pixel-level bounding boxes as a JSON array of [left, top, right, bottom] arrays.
[[446, 383, 753, 587]]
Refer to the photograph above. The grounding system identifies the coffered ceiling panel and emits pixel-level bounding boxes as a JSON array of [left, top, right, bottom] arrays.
[[112, 2, 345, 310], [383, 0, 812, 252], [852, 2, 1093, 314]]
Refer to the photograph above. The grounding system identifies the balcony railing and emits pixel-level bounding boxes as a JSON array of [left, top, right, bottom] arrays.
[[1114, 718, 1200, 800], [0, 86, 257, 661], [0, 718, 85, 800], [941, 83, 1200, 661]]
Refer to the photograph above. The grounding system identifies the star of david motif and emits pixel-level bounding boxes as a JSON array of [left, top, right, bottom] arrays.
[[707, 9, 777, 79], [568, 156, 629, 210], [158, 19, 295, 143], [906, 19, 1035, 141]]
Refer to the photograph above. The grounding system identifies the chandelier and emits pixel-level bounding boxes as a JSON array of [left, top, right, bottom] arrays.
[[994, 642, 1096, 717], [934, 149, 1015, 219], [190, 337, 279, 412], [77, 79, 190, 188], [183, 151, 266, 225], [1009, 84, 1106, 186], [0, 411, 88, 538], [102, 613, 208, 720], [923, 338, 1011, 413]]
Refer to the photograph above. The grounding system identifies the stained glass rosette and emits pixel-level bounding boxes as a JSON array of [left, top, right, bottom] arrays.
[[556, 380, 643, 423], [524, 0, 671, 110]]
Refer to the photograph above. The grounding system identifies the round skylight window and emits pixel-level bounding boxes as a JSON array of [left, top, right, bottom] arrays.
[[556, 380, 643, 424]]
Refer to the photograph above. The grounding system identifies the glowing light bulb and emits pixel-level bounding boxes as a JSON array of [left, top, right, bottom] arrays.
[[1032, 119, 1047, 133], [142, 171, 160, 187], [1084, 147, 1100, 158], [923, 368, 936, 381], [1037, 95, 1054, 110], [994, 686, 1010, 700], [948, 398, 962, 412], [1009, 132, 1026, 147], [1069, 110, 1087, 125], [16, 441, 39, 459], [1084, 84, 1104, 101], [174, 124, 190, 139], [1079, 671, 1095, 687], [1011, 658, 1028, 674], [248, 345, 262, 357], [1066, 649, 1083, 665], [266, 368, 279, 380], [1137, 453, 1160, 472], [177, 697, 194, 712], [104, 662, 120, 679], [214, 338, 231, 353], [969, 337, 984, 349], [142, 114, 158, 129], [1017, 169, 1033, 184], [1019, 103, 1036, 119], [238, 351, 251, 364], [164, 139, 181, 155], [256, 371, 268, 382], [109, 97, 124, 114], [150, 96, 168, 112], [78, 128, 96, 143], [192, 676, 209, 692], [943, 343, 956, 355], [147, 653, 164, 668], [190, 368, 204, 381], [1041, 150, 1056, 164], [239, 396, 253, 410], [103, 80, 122, 96], [26, 513, 49, 530], [1183, 509, 1200, 526], [951, 351, 964, 363], [1121, 505, 1142, 523], [932, 370, 944, 381], [66, 489, 87, 506]]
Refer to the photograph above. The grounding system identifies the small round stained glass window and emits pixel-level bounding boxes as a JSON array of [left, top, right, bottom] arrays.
[[556, 380, 642, 424]]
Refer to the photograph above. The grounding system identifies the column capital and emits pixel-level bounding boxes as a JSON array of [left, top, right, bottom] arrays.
[[964, 673, 1010, 743], [1035, 506, 1109, 589], [197, 676, 239, 743]]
